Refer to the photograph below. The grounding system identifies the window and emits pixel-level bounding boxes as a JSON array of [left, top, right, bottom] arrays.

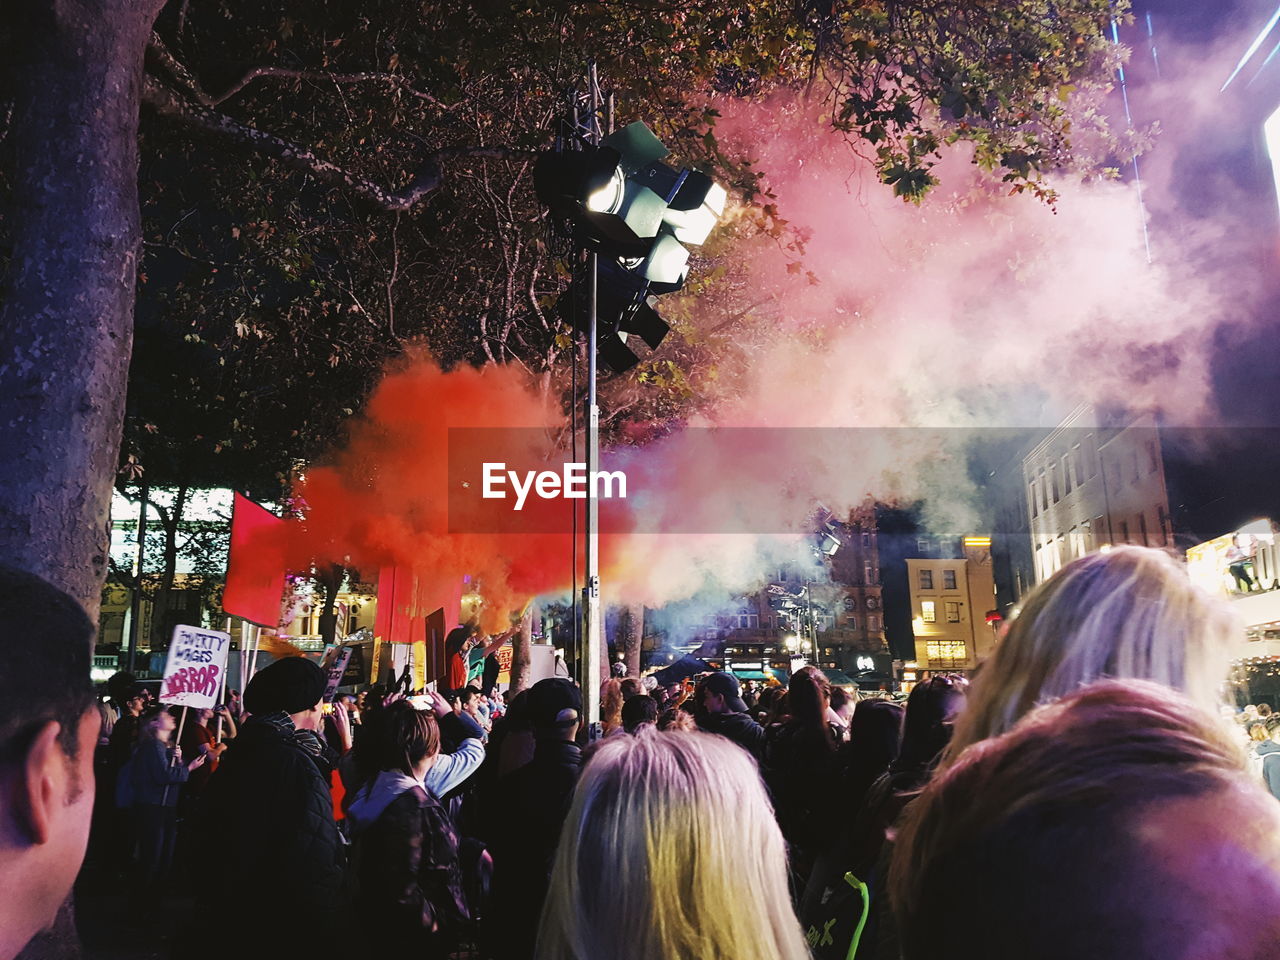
[[921, 601, 937, 623], [1073, 446, 1084, 485], [943, 569, 957, 590], [926, 640, 967, 665], [1137, 513, 1149, 546], [862, 533, 870, 549], [1029, 481, 1039, 517], [1062, 454, 1073, 494], [945, 601, 961, 622], [842, 597, 856, 612], [1085, 434, 1098, 479], [864, 562, 876, 585], [868, 615, 880, 632], [917, 537, 932, 553], [1157, 505, 1171, 546], [1119, 519, 1130, 543], [738, 613, 759, 629], [1040, 472, 1049, 511], [1147, 440, 1159, 474], [845, 616, 858, 630], [919, 569, 934, 590], [1050, 464, 1061, 503]]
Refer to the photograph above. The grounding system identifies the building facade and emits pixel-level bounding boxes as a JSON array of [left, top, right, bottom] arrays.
[[906, 537, 999, 675], [1024, 407, 1173, 585]]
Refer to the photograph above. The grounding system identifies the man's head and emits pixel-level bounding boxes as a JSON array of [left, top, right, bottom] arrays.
[[621, 694, 659, 734], [527, 678, 581, 741], [461, 686, 482, 717], [243, 656, 326, 731], [0, 565, 98, 958], [890, 679, 1280, 960], [697, 672, 747, 716]]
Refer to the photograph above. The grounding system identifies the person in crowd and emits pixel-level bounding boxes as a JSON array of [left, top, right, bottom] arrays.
[[890, 680, 1280, 960], [742, 679, 760, 712], [942, 545, 1236, 768], [0, 566, 99, 960], [657, 706, 696, 732], [179, 704, 235, 801], [610, 660, 627, 679], [460, 685, 490, 739], [600, 678, 624, 736], [621, 694, 659, 734], [193, 657, 343, 957], [482, 651, 501, 698], [346, 700, 472, 956], [828, 685, 855, 739], [619, 677, 642, 701], [1259, 721, 1280, 801], [487, 679, 583, 960], [841, 698, 905, 816], [537, 728, 811, 960], [756, 685, 788, 726], [127, 705, 206, 897], [764, 666, 847, 888], [695, 672, 766, 760], [446, 622, 514, 694], [106, 683, 147, 770], [102, 671, 139, 736]]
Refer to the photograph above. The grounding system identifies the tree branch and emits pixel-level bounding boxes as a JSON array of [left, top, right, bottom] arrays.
[[142, 75, 527, 212]]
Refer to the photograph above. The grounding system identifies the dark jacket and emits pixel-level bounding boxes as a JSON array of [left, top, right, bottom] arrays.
[[487, 738, 582, 960], [697, 709, 767, 761], [347, 770, 470, 956], [195, 713, 344, 957], [1259, 740, 1280, 800], [129, 737, 189, 807], [764, 721, 849, 865]]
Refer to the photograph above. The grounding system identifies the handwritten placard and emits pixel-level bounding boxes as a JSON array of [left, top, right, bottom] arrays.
[[161, 624, 232, 709]]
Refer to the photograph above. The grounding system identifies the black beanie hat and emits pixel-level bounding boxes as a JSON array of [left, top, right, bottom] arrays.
[[243, 657, 326, 716]]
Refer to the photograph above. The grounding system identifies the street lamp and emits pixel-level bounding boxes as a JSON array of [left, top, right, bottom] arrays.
[[534, 74, 726, 723]]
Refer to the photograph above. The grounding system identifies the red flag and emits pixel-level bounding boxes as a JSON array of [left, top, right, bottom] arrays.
[[223, 493, 287, 627]]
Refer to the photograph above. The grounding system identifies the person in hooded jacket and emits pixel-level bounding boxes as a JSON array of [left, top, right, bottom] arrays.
[[346, 700, 471, 957], [694, 672, 767, 761]]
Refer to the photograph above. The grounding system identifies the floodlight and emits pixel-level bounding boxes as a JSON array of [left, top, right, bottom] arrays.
[[638, 233, 690, 289]]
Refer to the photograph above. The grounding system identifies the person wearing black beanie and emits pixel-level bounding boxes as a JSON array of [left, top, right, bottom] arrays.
[[186, 657, 343, 958]]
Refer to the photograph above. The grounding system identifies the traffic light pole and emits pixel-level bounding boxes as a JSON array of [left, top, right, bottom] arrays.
[[584, 247, 602, 726]]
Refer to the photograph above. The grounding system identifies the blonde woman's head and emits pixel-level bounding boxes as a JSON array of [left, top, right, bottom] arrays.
[[536, 728, 810, 960], [944, 546, 1237, 766]]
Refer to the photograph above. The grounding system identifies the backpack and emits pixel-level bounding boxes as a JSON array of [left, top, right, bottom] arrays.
[[803, 871, 871, 960]]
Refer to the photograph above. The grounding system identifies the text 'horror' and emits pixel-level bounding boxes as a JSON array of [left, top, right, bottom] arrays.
[[482, 462, 628, 511]]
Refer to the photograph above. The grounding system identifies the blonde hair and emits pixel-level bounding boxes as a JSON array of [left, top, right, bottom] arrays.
[[600, 678, 624, 734], [536, 729, 810, 960], [943, 546, 1236, 768]]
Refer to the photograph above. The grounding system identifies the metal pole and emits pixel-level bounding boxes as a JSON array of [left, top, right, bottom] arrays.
[[582, 61, 603, 726], [126, 481, 148, 674]]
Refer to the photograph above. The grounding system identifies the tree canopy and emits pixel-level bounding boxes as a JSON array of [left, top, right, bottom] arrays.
[[6, 0, 1132, 499]]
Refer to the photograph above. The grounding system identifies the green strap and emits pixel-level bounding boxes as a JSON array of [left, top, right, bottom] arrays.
[[844, 872, 871, 960]]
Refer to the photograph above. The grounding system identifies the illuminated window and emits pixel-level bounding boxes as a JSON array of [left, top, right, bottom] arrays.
[[921, 601, 936, 623], [868, 615, 880, 632], [943, 569, 957, 590], [926, 640, 967, 665], [919, 569, 934, 590], [945, 601, 961, 623]]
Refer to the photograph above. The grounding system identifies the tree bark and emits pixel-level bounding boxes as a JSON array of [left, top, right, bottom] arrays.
[[508, 605, 533, 695], [619, 602, 645, 678], [0, 0, 165, 621]]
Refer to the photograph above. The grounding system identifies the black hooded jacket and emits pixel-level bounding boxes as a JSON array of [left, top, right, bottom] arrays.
[[696, 709, 767, 761]]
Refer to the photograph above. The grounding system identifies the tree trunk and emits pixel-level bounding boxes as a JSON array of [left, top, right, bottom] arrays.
[[619, 602, 644, 678], [149, 484, 187, 649], [508, 605, 533, 695], [317, 563, 345, 645], [0, 0, 164, 621]]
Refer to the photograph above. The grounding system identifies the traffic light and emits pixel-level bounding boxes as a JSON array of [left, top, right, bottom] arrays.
[[535, 121, 726, 371]]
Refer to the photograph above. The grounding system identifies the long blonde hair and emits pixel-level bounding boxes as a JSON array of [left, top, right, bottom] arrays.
[[942, 546, 1237, 768], [536, 728, 810, 960]]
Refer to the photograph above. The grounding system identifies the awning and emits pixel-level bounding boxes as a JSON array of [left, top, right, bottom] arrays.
[[732, 669, 771, 680], [650, 655, 712, 686], [822, 668, 859, 686]]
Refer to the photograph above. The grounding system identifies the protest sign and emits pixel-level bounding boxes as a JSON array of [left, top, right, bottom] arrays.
[[161, 624, 232, 709], [321, 644, 355, 702]]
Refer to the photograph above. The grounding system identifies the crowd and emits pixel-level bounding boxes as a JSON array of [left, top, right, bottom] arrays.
[[4, 544, 1280, 960]]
